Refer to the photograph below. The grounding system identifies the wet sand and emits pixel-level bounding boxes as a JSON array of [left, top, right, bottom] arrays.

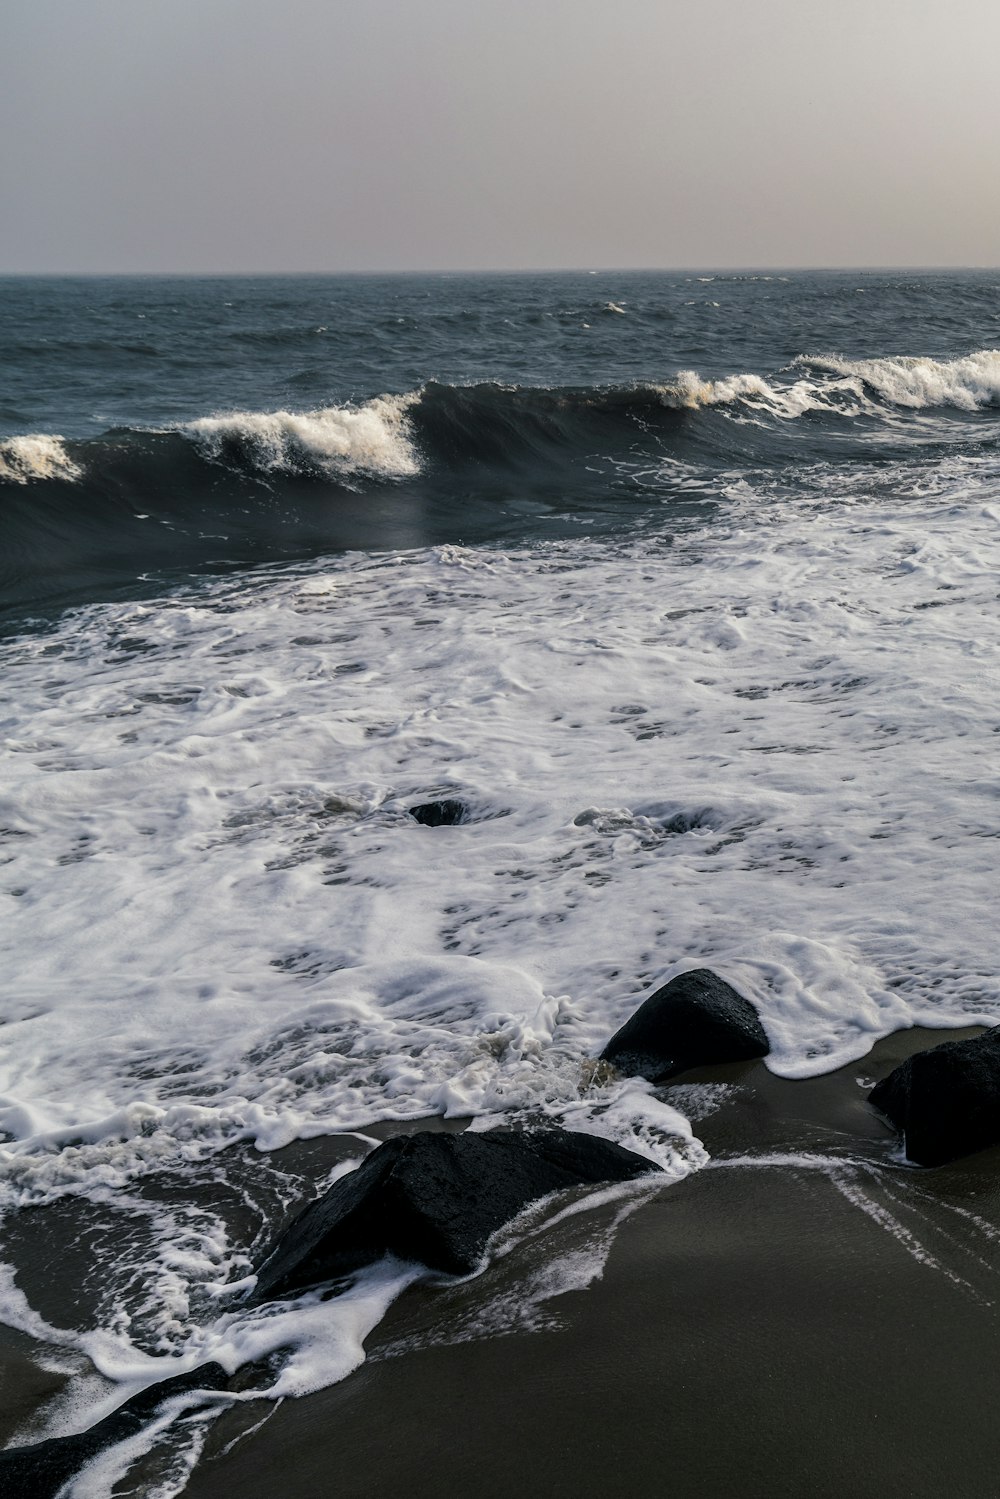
[[8, 1027, 1000, 1497], [188, 1169, 1000, 1499], [184, 1025, 1000, 1499]]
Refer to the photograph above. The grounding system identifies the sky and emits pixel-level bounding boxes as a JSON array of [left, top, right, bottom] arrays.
[[2, 0, 999, 273]]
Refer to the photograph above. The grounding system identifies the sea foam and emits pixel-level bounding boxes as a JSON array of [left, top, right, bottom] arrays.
[[801, 349, 1000, 410], [185, 394, 420, 479], [659, 348, 1000, 417], [0, 433, 81, 484], [5, 343, 1000, 1460], [4, 449, 999, 1197]]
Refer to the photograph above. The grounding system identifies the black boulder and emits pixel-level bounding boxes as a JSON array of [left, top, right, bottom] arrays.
[[252, 1128, 659, 1300], [869, 1027, 1000, 1167], [600, 967, 769, 1083]]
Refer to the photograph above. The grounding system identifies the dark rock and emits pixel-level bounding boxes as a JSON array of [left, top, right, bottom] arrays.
[[600, 967, 769, 1083], [253, 1128, 659, 1300], [409, 798, 468, 827], [0, 1362, 228, 1499], [869, 1028, 1000, 1166]]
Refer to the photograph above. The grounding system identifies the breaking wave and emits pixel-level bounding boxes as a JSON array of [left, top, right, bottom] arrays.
[[0, 433, 81, 485], [4, 353, 999, 614], [185, 393, 420, 480], [657, 349, 1000, 416], [4, 350, 1000, 495], [799, 349, 1000, 411]]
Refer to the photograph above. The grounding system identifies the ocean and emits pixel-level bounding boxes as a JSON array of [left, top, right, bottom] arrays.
[[3, 270, 1000, 1493]]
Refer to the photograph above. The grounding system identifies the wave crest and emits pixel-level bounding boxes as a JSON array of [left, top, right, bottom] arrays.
[[654, 349, 1000, 418], [185, 393, 421, 479], [0, 434, 81, 485], [659, 371, 801, 411], [798, 349, 1000, 411]]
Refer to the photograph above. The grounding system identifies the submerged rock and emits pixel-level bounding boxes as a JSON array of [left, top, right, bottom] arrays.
[[253, 1128, 659, 1300], [869, 1028, 1000, 1166], [0, 1363, 228, 1499], [409, 798, 469, 827], [600, 967, 769, 1083]]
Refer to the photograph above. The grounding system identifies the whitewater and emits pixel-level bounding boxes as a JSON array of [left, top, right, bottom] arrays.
[[2, 269, 1000, 1491]]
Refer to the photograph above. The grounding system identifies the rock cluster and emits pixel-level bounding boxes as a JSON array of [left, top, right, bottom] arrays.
[[8, 957, 1000, 1498]]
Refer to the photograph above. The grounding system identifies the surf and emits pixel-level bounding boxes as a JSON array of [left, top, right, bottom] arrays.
[[4, 354, 999, 617]]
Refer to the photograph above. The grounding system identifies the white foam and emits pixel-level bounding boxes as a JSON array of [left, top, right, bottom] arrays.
[[62, 1406, 199, 1499], [3, 465, 1000, 1172], [802, 349, 1000, 410], [3, 432, 1000, 1417], [185, 393, 420, 479], [0, 433, 81, 483], [657, 348, 1000, 417], [0, 1263, 79, 1351], [656, 368, 864, 418], [374, 1174, 665, 1358]]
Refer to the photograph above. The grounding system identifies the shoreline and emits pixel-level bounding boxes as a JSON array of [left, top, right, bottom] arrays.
[[6, 1026, 1000, 1495], [182, 1025, 1000, 1499]]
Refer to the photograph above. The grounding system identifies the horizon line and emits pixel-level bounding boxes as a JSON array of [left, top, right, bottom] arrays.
[[2, 263, 999, 279]]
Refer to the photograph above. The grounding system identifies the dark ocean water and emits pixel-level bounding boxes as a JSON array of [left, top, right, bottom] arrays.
[[3, 269, 1000, 617]]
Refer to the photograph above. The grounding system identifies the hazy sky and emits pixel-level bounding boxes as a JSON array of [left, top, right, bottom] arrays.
[[3, 0, 999, 273]]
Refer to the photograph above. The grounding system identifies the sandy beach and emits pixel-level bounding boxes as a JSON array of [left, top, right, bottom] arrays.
[[184, 1029, 1000, 1499]]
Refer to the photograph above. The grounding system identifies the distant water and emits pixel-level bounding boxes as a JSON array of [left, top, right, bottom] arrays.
[[3, 271, 1000, 1478], [4, 270, 1000, 614]]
